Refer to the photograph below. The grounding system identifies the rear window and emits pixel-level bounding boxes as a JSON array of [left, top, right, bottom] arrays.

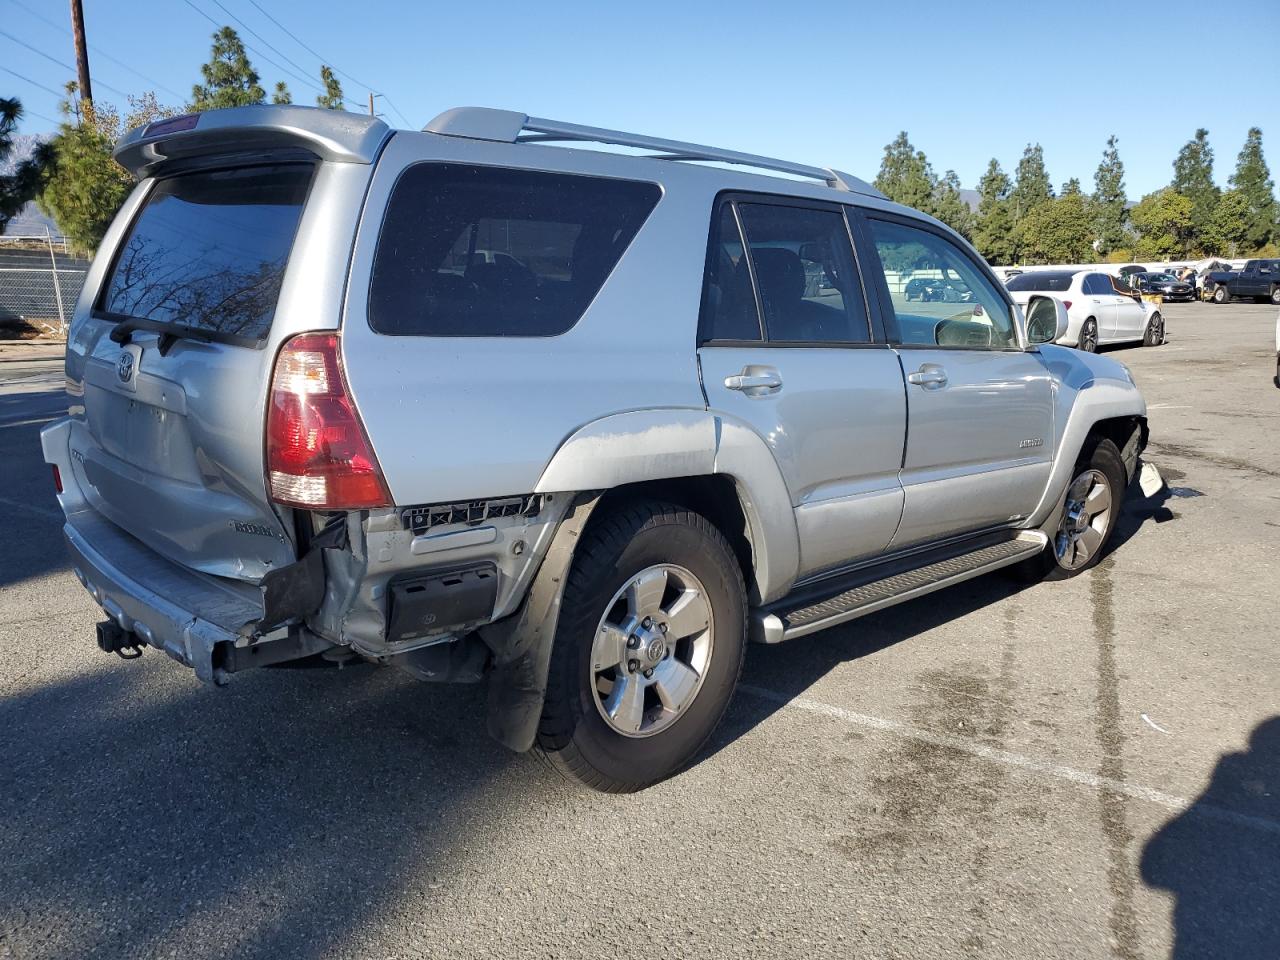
[[368, 164, 660, 337], [1006, 271, 1074, 292], [101, 164, 312, 342]]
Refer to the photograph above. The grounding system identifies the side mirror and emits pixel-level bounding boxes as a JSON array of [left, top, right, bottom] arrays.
[[1025, 294, 1069, 345]]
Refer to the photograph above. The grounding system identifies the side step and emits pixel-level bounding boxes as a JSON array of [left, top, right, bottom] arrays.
[[753, 530, 1048, 644]]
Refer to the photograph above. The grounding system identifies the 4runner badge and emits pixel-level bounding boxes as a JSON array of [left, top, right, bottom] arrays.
[[1019, 438, 1044, 449]]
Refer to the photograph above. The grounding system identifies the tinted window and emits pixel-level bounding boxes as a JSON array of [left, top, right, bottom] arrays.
[[866, 218, 1017, 349], [101, 164, 311, 341], [1084, 274, 1112, 295], [735, 203, 868, 343], [1007, 271, 1075, 292], [369, 164, 659, 337], [700, 204, 762, 341]]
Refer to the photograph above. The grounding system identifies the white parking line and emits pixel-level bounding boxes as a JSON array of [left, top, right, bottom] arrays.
[[739, 684, 1280, 837]]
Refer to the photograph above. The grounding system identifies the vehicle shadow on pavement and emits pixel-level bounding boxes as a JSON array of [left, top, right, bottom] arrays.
[[0, 413, 72, 590], [0, 658, 559, 960], [1140, 716, 1280, 960], [708, 473, 1177, 762]]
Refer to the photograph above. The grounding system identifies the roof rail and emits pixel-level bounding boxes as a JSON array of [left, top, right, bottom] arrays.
[[423, 107, 884, 199]]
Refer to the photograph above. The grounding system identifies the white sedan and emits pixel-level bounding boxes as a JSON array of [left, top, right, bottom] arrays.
[[1006, 270, 1164, 351]]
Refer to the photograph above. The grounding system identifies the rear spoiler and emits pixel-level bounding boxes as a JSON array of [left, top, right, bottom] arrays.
[[113, 104, 392, 178]]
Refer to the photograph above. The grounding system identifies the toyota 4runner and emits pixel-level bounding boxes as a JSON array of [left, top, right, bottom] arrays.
[[41, 105, 1149, 792]]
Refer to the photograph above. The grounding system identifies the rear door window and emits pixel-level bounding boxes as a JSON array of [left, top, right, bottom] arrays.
[[369, 164, 660, 337], [101, 164, 312, 342]]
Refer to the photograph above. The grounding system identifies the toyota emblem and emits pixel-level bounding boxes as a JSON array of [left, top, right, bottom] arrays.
[[117, 352, 134, 383]]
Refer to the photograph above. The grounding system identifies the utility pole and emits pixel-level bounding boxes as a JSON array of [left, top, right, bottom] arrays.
[[368, 92, 375, 116], [69, 0, 93, 106]]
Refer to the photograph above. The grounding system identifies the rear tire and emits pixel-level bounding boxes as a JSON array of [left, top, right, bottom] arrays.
[[1270, 286, 1280, 305], [1143, 312, 1164, 347], [1078, 318, 1099, 352], [1012, 438, 1126, 583], [536, 500, 746, 792], [1212, 285, 1229, 304]]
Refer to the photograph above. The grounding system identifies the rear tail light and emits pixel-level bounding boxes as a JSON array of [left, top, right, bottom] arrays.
[[266, 333, 391, 510], [51, 464, 62, 493]]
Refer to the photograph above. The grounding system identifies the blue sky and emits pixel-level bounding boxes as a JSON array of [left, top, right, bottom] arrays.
[[4, 0, 1278, 197]]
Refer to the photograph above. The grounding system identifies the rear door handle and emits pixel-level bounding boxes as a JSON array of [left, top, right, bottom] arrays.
[[724, 367, 782, 395], [906, 364, 948, 389]]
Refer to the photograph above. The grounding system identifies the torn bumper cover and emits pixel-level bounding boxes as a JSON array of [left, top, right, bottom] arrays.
[[64, 506, 326, 684]]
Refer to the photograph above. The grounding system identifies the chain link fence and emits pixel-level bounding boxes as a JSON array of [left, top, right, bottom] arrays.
[[0, 232, 89, 336]]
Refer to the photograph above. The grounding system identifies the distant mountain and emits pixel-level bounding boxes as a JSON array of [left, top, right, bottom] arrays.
[[959, 188, 980, 211], [0, 133, 45, 176]]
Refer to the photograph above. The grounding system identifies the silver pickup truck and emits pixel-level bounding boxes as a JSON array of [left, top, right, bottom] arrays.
[[41, 105, 1148, 792]]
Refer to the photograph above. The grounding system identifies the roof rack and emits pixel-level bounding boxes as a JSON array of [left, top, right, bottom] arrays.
[[423, 107, 884, 199]]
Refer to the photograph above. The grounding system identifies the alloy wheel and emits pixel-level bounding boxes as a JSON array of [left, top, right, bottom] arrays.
[[1054, 468, 1113, 570], [589, 564, 714, 738]]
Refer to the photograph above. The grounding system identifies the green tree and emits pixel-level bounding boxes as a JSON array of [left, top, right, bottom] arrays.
[[271, 81, 292, 105], [874, 131, 936, 213], [1228, 127, 1275, 251], [931, 169, 972, 239], [1091, 134, 1127, 255], [316, 66, 344, 111], [33, 87, 176, 254], [1010, 143, 1053, 223], [1200, 190, 1252, 257], [1061, 177, 1082, 196], [1172, 128, 1218, 245], [972, 158, 1016, 264], [191, 27, 265, 111], [1018, 192, 1094, 264], [0, 97, 44, 231], [1130, 188, 1194, 259]]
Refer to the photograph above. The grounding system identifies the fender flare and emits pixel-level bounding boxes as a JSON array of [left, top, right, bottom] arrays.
[[534, 408, 800, 603]]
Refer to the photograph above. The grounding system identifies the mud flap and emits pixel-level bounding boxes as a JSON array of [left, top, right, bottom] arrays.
[[478, 492, 601, 753]]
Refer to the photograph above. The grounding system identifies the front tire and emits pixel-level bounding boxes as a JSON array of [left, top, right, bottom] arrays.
[[537, 500, 746, 792], [1014, 438, 1125, 582], [1143, 312, 1164, 347], [1078, 317, 1099, 352]]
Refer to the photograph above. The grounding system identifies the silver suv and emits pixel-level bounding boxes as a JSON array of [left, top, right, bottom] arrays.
[[41, 105, 1148, 792]]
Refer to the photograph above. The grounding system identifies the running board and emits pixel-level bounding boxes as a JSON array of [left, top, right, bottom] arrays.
[[752, 530, 1049, 644]]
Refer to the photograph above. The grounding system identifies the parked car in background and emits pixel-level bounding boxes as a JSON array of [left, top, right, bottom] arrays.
[[1203, 259, 1280, 304], [1133, 272, 1195, 301], [40, 104, 1151, 792], [1117, 265, 1147, 285], [1006, 270, 1164, 351]]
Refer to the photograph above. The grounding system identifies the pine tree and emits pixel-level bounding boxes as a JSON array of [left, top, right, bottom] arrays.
[[1061, 177, 1082, 196], [1172, 128, 1219, 245], [1228, 127, 1275, 251], [932, 169, 973, 239], [972, 158, 1016, 265], [873, 132, 936, 214], [191, 27, 265, 111], [1091, 135, 1127, 255], [271, 81, 292, 105], [1200, 190, 1252, 257], [316, 66, 344, 111], [1010, 143, 1053, 223]]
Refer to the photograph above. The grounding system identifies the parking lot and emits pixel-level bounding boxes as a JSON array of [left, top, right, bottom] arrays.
[[1, 301, 1276, 960]]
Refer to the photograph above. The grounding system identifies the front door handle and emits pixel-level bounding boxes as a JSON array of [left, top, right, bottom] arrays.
[[724, 366, 782, 395], [906, 364, 948, 389]]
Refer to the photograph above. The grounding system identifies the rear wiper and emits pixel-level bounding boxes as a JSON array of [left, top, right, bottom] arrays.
[[109, 318, 213, 356]]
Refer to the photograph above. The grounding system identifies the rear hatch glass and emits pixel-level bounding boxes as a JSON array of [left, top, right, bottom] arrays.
[[100, 164, 312, 343], [73, 163, 316, 582]]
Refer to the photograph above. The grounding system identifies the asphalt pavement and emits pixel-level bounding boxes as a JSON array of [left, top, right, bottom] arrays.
[[1, 303, 1276, 960]]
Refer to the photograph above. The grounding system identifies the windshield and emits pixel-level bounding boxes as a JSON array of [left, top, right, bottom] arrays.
[[1006, 271, 1074, 292], [100, 164, 313, 342]]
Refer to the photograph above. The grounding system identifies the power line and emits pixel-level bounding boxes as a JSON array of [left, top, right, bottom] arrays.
[[243, 0, 413, 126], [0, 63, 67, 100], [181, 0, 330, 98], [5, 0, 187, 101], [0, 28, 131, 99]]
